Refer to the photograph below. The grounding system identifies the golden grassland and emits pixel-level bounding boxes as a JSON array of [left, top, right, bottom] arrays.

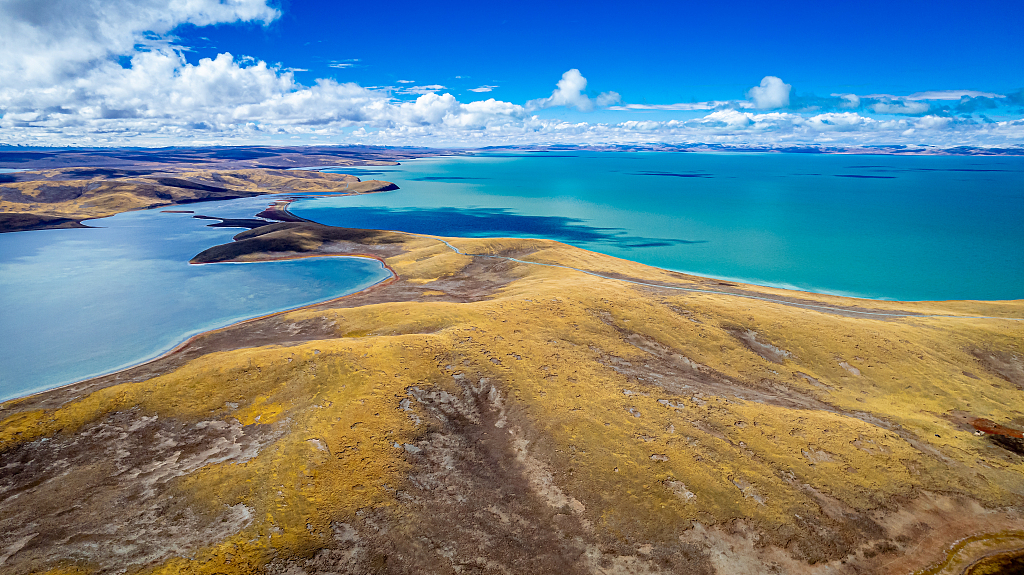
[[1, 231, 1022, 574], [0, 168, 395, 226]]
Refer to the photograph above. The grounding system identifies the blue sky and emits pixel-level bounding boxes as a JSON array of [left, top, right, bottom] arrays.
[[178, 0, 1024, 104], [1, 0, 1022, 147]]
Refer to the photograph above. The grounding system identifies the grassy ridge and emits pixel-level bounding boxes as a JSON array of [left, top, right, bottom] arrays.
[[0, 168, 397, 232], [1, 229, 1022, 574]]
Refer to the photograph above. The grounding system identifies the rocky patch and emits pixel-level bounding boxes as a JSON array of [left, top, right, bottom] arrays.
[[0, 409, 281, 573]]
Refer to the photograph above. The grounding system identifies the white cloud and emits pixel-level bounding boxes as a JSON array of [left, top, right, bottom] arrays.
[[527, 69, 592, 111], [335, 112, 1024, 149], [0, 43, 534, 143], [905, 90, 1004, 101], [396, 80, 416, 84], [609, 100, 745, 111], [0, 5, 1019, 149], [596, 91, 622, 106], [801, 112, 872, 131], [525, 69, 619, 112], [914, 115, 952, 130], [747, 76, 791, 109], [398, 84, 447, 95], [872, 100, 930, 115], [0, 0, 278, 87], [445, 98, 526, 129], [698, 109, 755, 129], [469, 85, 499, 93], [861, 90, 1005, 102], [834, 94, 861, 108], [329, 63, 354, 69]]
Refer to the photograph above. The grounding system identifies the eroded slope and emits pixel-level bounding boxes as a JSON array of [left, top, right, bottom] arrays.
[[1, 229, 1022, 575]]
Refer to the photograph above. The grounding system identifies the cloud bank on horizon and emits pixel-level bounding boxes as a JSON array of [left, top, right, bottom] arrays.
[[1, 0, 1022, 148]]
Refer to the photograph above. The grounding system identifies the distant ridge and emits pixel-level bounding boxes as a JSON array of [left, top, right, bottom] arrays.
[[479, 142, 1024, 156], [2, 143, 1023, 166]]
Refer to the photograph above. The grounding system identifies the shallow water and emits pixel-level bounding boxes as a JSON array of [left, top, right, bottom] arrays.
[[294, 152, 1024, 301], [0, 196, 390, 401]]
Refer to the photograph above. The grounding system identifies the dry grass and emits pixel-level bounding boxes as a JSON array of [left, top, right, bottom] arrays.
[[0, 168, 395, 226], [1, 231, 1022, 574]]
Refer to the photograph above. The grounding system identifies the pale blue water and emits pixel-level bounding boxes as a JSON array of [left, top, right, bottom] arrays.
[[0, 196, 391, 401], [295, 152, 1024, 301]]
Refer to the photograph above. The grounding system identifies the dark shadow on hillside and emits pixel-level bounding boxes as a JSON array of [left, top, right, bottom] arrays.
[[299, 206, 704, 249]]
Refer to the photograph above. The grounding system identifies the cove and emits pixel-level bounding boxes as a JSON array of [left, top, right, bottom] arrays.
[[293, 151, 1024, 301], [0, 195, 391, 401]]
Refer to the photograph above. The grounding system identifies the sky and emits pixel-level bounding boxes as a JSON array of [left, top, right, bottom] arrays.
[[1, 0, 1022, 148]]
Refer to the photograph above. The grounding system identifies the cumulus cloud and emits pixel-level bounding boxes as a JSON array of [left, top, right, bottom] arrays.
[[620, 77, 799, 114], [338, 111, 1024, 149], [0, 45, 530, 143], [525, 69, 619, 112], [0, 3, 1020, 148], [747, 76, 791, 109], [0, 0, 278, 86], [527, 69, 592, 111]]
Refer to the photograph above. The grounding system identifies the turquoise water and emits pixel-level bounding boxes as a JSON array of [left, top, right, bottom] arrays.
[[294, 152, 1024, 301], [0, 196, 391, 401], [2, 152, 1021, 400]]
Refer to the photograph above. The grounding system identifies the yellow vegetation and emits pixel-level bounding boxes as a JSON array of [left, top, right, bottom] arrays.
[[0, 168, 394, 222], [3, 233, 1023, 573]]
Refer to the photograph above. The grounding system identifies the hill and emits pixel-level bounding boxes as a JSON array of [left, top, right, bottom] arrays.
[[1, 222, 1021, 574]]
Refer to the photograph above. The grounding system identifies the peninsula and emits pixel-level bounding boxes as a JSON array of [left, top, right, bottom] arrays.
[[1, 182, 1022, 574]]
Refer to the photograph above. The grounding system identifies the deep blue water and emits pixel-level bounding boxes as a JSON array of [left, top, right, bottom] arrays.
[[293, 152, 1024, 301], [0, 196, 390, 401]]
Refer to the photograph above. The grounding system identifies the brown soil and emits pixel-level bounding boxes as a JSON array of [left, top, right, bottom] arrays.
[[0, 212, 90, 232], [2, 205, 1023, 574]]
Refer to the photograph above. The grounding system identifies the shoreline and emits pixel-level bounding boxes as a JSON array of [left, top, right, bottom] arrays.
[[2, 253, 398, 406], [2, 195, 1023, 574], [6, 194, 1022, 405], [0, 166, 401, 233], [280, 199, 1024, 316], [1, 178, 406, 403]]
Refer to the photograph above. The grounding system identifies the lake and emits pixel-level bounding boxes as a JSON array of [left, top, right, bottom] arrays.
[[295, 151, 1024, 301], [0, 196, 390, 401], [2, 151, 1022, 400]]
